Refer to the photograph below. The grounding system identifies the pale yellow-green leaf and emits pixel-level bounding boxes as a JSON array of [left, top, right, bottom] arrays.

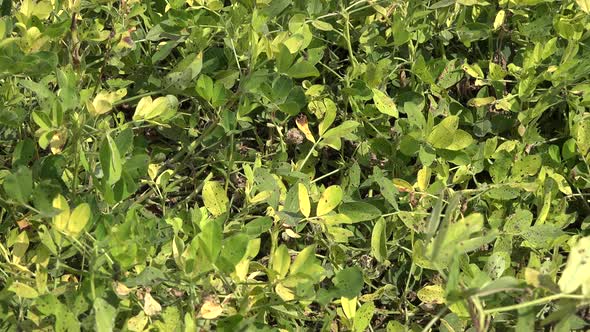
[[202, 180, 228, 217], [126, 312, 148, 332], [9, 282, 39, 298], [298, 183, 311, 218], [467, 96, 496, 107], [576, 0, 590, 13], [372, 89, 399, 118], [316, 185, 343, 216], [52, 194, 70, 232], [312, 20, 333, 31], [289, 245, 316, 276], [558, 236, 590, 294], [67, 203, 90, 236], [272, 244, 291, 279]]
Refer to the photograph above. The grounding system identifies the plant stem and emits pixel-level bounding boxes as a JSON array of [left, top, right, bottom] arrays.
[[483, 293, 588, 315]]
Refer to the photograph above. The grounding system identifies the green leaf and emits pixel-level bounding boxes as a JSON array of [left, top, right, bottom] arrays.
[[94, 298, 116, 332], [322, 121, 359, 140], [316, 185, 343, 216], [371, 218, 387, 263], [202, 180, 228, 217], [334, 266, 364, 299], [286, 61, 319, 78], [338, 202, 382, 223], [100, 136, 122, 185], [558, 236, 590, 293], [218, 233, 249, 273], [198, 218, 222, 263], [428, 116, 474, 150], [3, 167, 32, 204], [372, 89, 399, 117]]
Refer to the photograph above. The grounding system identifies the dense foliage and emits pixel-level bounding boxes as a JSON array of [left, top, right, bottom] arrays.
[[2, 0, 590, 330]]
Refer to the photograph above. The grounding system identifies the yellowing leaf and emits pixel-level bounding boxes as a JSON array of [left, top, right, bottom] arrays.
[[275, 282, 296, 301], [416, 167, 431, 192], [143, 292, 162, 316], [133, 95, 179, 121], [559, 236, 590, 294], [295, 114, 315, 143], [298, 183, 311, 218], [202, 180, 228, 217], [316, 185, 343, 216], [87, 89, 127, 116], [9, 282, 39, 298], [199, 297, 223, 319], [52, 194, 70, 232], [461, 62, 484, 79], [493, 9, 506, 30], [372, 89, 399, 118]]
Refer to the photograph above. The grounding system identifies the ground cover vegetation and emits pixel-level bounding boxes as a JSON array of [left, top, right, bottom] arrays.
[[1, 0, 590, 330]]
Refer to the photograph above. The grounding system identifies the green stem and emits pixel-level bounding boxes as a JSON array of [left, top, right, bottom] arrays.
[[483, 294, 588, 315]]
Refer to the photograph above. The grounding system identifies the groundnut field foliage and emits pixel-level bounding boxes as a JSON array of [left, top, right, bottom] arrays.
[[3, 0, 590, 330]]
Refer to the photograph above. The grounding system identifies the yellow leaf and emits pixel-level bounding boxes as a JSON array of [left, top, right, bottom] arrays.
[[88, 89, 127, 116], [298, 183, 311, 218], [199, 297, 223, 319], [295, 114, 316, 143], [416, 167, 431, 192], [576, 0, 590, 14], [143, 292, 162, 316]]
